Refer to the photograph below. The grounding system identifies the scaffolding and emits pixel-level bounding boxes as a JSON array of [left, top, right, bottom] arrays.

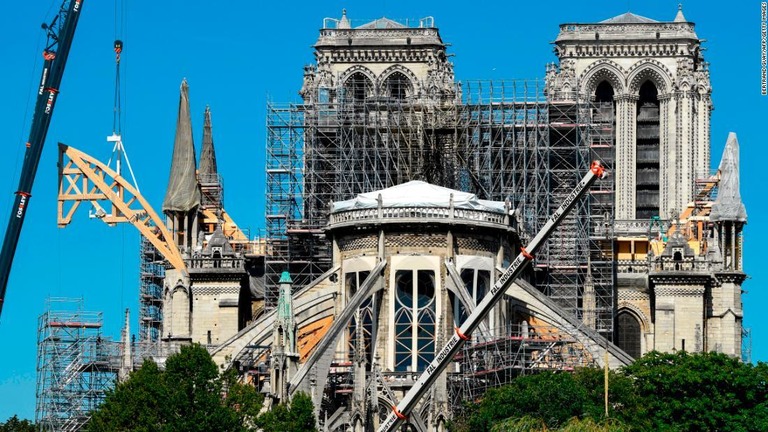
[[447, 322, 598, 405], [139, 235, 164, 342], [265, 79, 615, 336], [35, 298, 120, 432]]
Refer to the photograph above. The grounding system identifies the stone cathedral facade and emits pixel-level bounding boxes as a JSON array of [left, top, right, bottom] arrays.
[[150, 6, 747, 432], [546, 7, 711, 221]]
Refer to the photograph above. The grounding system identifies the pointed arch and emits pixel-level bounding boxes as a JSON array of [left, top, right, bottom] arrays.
[[339, 65, 376, 103], [377, 65, 420, 99], [338, 65, 377, 87], [627, 59, 673, 95], [579, 59, 626, 97], [616, 303, 650, 359]]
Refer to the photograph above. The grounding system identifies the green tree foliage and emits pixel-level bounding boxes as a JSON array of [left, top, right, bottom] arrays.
[[490, 416, 630, 432], [0, 415, 35, 432], [452, 351, 768, 432], [571, 367, 646, 428], [88, 359, 169, 432], [87, 344, 264, 432], [255, 392, 318, 432], [454, 371, 591, 431], [623, 351, 768, 431], [222, 368, 265, 428]]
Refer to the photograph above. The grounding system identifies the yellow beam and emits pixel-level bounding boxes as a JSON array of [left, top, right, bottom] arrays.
[[57, 143, 186, 272]]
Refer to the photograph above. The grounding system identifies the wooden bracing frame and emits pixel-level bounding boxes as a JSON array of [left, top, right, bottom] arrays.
[[57, 143, 186, 272]]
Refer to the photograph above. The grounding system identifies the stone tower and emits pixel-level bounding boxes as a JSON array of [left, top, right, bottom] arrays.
[[300, 9, 455, 106], [547, 5, 711, 220]]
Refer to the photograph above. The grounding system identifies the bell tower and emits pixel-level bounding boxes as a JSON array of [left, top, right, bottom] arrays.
[[548, 5, 711, 220]]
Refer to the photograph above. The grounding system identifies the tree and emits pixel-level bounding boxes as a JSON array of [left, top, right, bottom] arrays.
[[255, 392, 318, 432], [571, 367, 646, 428], [164, 344, 240, 432], [0, 415, 35, 432], [222, 368, 265, 428], [87, 359, 169, 432], [622, 351, 768, 431], [453, 371, 591, 431], [87, 344, 261, 432]]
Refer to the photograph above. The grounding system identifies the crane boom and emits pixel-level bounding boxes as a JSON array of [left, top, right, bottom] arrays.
[[378, 161, 607, 432], [0, 0, 84, 318]]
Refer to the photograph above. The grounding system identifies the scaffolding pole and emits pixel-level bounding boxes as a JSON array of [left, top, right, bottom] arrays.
[[35, 298, 120, 432]]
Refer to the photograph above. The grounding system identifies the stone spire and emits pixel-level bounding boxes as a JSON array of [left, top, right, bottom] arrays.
[[674, 4, 687, 22], [710, 133, 747, 222], [198, 106, 222, 209], [163, 79, 200, 213], [199, 106, 218, 183]]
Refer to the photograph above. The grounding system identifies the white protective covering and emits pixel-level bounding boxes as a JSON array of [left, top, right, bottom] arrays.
[[331, 180, 506, 213]]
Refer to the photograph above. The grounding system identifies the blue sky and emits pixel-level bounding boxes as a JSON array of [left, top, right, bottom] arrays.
[[0, 0, 765, 421]]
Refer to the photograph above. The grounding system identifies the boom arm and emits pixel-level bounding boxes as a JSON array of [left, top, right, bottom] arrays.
[[0, 0, 84, 318], [378, 161, 607, 432]]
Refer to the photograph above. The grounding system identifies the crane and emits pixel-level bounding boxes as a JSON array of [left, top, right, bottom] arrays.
[[0, 0, 85, 318], [377, 161, 607, 432]]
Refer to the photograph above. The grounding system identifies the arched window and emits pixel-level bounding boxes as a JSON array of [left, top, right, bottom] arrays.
[[343, 72, 373, 103], [636, 80, 660, 219], [383, 72, 412, 101], [616, 311, 642, 359], [454, 268, 491, 327], [346, 270, 373, 366], [394, 270, 436, 371]]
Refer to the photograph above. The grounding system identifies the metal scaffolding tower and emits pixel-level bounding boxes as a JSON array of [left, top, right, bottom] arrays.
[[139, 235, 164, 342], [265, 79, 615, 336], [35, 298, 120, 432]]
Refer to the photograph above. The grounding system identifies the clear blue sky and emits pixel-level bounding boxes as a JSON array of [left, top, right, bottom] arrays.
[[0, 0, 764, 421]]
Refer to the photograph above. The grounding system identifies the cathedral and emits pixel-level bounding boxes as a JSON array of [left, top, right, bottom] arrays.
[[147, 6, 746, 431]]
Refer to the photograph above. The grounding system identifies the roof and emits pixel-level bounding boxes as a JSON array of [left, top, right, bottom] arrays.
[[162, 79, 200, 213], [203, 227, 235, 256], [279, 272, 293, 284], [356, 17, 407, 29], [331, 180, 506, 213], [599, 12, 659, 24]]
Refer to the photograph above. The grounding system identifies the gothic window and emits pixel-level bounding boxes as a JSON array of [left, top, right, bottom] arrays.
[[383, 72, 412, 101], [636, 80, 660, 219], [617, 311, 642, 359], [454, 268, 491, 328], [394, 270, 436, 372], [346, 270, 373, 366], [342, 72, 373, 103]]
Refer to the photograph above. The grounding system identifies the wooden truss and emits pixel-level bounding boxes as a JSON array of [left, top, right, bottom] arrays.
[[57, 143, 186, 272]]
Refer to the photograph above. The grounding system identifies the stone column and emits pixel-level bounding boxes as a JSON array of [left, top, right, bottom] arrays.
[[675, 89, 694, 215], [614, 94, 638, 219], [658, 93, 674, 218]]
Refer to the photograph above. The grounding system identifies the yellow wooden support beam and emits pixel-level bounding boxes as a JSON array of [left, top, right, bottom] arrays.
[[57, 143, 186, 272]]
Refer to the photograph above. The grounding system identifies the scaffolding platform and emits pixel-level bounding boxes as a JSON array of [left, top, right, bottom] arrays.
[[35, 298, 120, 432]]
